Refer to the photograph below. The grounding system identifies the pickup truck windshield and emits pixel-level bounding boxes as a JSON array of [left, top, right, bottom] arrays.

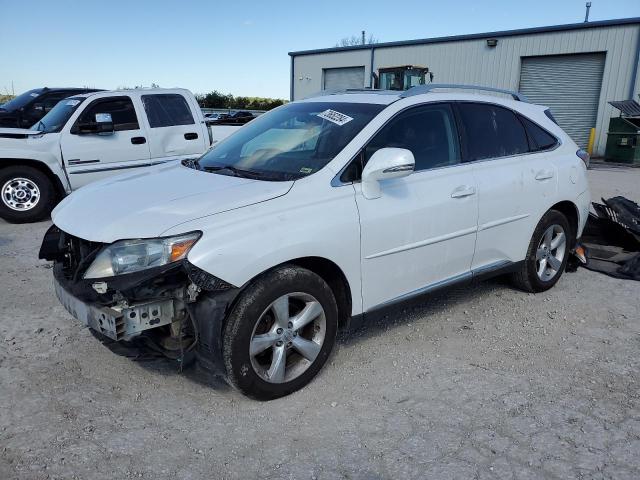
[[0, 89, 43, 112], [197, 102, 385, 180], [30, 97, 86, 133]]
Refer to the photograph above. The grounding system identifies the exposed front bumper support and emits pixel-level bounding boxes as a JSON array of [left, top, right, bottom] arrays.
[[54, 278, 176, 341]]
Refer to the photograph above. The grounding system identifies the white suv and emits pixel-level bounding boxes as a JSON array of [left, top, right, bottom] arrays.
[[40, 85, 591, 400]]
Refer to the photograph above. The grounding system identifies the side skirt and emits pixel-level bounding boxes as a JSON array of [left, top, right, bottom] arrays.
[[346, 260, 523, 331]]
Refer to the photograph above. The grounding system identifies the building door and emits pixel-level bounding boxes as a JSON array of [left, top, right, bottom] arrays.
[[323, 66, 365, 90], [519, 53, 605, 149]]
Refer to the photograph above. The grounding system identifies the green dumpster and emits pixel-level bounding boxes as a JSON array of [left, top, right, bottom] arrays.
[[606, 100, 640, 165]]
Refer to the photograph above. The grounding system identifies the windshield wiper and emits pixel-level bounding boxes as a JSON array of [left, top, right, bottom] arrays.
[[202, 164, 303, 181], [202, 165, 266, 179]]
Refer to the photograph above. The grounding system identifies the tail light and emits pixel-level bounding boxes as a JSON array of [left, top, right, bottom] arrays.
[[576, 149, 590, 168]]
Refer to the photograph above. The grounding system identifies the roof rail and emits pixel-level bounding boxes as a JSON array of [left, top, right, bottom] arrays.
[[304, 88, 400, 99], [401, 84, 529, 102]]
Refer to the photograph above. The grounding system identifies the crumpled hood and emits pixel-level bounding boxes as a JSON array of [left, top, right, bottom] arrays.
[[52, 162, 293, 242]]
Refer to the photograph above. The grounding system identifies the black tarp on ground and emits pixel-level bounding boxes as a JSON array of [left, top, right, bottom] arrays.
[[576, 196, 640, 281]]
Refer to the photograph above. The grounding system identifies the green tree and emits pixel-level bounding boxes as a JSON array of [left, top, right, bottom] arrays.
[[195, 91, 286, 111]]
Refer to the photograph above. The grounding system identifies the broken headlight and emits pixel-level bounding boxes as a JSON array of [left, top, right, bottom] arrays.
[[83, 232, 201, 279]]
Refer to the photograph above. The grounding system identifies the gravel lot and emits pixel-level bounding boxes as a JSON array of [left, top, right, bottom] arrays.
[[1, 166, 639, 480]]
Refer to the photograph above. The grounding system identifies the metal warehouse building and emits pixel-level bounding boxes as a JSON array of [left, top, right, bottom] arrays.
[[289, 17, 640, 156]]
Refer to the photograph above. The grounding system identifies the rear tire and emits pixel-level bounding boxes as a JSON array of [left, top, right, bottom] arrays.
[[0, 166, 56, 223], [222, 265, 338, 400], [512, 210, 572, 293]]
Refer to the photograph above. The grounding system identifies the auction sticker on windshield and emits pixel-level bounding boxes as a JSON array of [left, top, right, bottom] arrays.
[[66, 100, 80, 107], [317, 109, 353, 126]]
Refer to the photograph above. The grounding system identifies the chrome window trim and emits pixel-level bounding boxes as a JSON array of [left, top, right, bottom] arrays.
[[330, 98, 562, 187]]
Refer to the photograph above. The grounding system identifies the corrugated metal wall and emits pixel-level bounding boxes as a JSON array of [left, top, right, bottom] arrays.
[[292, 24, 640, 156]]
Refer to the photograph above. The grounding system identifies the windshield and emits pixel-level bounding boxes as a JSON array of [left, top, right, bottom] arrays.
[[198, 101, 385, 181], [0, 89, 43, 112], [30, 97, 85, 133]]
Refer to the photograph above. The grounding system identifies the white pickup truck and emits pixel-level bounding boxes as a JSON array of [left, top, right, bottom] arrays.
[[0, 88, 240, 223]]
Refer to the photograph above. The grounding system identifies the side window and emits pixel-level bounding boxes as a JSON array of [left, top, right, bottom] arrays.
[[142, 94, 195, 128], [364, 103, 461, 172], [457, 103, 528, 161], [76, 97, 139, 131], [519, 115, 558, 151], [42, 93, 71, 112]]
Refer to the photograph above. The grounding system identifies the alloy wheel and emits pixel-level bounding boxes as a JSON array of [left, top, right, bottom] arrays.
[[249, 292, 326, 383], [535, 224, 566, 281]]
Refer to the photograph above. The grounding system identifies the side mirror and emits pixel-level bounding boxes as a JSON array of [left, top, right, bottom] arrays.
[[361, 147, 415, 199], [73, 112, 115, 135], [95, 113, 114, 135]]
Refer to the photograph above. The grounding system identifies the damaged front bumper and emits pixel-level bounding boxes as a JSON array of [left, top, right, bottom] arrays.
[[41, 225, 239, 366]]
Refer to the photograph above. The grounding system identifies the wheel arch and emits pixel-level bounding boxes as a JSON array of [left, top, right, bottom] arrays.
[[225, 256, 354, 329], [0, 158, 67, 201], [549, 200, 579, 247], [285, 256, 353, 328]]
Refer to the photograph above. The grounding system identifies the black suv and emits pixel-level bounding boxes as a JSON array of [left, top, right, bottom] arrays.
[[0, 87, 103, 129]]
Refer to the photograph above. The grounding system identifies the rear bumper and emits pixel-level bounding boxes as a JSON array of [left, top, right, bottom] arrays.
[[54, 277, 177, 341], [576, 190, 591, 237]]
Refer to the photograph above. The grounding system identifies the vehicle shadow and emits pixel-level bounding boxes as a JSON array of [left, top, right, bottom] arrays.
[[337, 276, 513, 347], [126, 275, 517, 392]]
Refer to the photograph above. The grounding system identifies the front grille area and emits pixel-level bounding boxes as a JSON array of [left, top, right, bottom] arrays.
[[40, 225, 104, 281]]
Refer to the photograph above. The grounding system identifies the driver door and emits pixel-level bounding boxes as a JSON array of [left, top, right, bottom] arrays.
[[61, 96, 151, 189], [354, 103, 478, 311]]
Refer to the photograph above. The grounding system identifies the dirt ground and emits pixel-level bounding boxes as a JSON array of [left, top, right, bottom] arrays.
[[1, 165, 639, 480]]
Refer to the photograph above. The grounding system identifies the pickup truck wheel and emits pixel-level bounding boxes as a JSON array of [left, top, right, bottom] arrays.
[[222, 265, 338, 400], [511, 210, 572, 293], [0, 166, 55, 223]]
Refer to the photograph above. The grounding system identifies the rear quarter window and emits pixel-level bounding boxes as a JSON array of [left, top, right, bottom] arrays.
[[519, 115, 558, 151], [142, 94, 195, 128]]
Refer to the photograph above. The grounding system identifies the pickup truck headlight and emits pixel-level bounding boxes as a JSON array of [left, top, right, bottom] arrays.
[[84, 232, 201, 279]]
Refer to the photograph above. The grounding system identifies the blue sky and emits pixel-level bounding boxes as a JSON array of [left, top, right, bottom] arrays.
[[1, 0, 639, 99]]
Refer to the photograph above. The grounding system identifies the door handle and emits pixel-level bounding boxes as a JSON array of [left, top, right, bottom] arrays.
[[184, 132, 198, 140], [535, 170, 554, 181], [131, 136, 146, 145], [451, 185, 476, 198]]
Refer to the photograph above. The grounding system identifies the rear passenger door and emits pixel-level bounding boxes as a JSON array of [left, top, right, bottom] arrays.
[[141, 93, 207, 161], [455, 102, 558, 271], [61, 95, 151, 189]]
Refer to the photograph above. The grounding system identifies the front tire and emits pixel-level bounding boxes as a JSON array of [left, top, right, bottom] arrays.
[[0, 166, 56, 223], [512, 210, 572, 293], [222, 265, 338, 400]]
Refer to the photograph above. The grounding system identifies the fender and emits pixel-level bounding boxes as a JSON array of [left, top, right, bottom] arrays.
[[0, 133, 71, 193], [161, 175, 364, 316]]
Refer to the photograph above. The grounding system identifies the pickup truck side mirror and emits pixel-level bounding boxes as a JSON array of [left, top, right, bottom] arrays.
[[361, 147, 415, 199], [94, 113, 114, 135], [73, 113, 115, 135]]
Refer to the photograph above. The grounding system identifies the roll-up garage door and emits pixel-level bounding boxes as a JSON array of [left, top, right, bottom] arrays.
[[323, 66, 365, 91], [519, 53, 605, 148]]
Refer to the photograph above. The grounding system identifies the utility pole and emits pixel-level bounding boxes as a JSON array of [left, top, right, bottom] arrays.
[[362, 30, 365, 45], [584, 2, 591, 22]]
